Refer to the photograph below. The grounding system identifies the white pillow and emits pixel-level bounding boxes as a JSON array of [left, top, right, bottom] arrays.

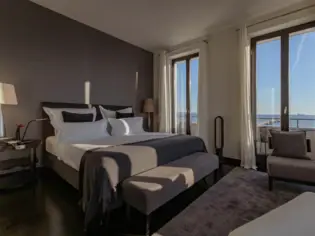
[[99, 106, 133, 119], [56, 119, 110, 142], [43, 107, 97, 132], [108, 117, 144, 136]]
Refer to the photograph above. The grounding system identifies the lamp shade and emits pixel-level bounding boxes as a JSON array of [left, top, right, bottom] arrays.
[[143, 98, 154, 113], [0, 83, 17, 105]]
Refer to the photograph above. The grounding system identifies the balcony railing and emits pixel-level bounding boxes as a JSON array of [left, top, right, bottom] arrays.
[[257, 117, 315, 129], [256, 117, 315, 156]]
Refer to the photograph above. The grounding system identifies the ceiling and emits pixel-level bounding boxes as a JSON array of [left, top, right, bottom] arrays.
[[30, 0, 311, 52]]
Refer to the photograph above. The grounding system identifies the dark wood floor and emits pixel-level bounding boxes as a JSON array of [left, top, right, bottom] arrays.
[[0, 164, 235, 236]]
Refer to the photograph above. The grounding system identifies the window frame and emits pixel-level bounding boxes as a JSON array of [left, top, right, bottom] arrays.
[[171, 53, 199, 134], [251, 21, 315, 134]]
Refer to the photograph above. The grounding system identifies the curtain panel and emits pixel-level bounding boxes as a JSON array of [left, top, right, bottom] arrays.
[[154, 51, 172, 133], [239, 26, 256, 169], [196, 42, 210, 149], [154, 43, 210, 149]]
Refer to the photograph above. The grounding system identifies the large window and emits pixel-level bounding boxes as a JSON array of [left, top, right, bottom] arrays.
[[255, 37, 281, 129], [289, 29, 315, 129], [252, 21, 315, 155], [172, 53, 199, 135]]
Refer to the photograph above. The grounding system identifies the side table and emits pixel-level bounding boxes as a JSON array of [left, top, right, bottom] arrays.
[[0, 139, 41, 192]]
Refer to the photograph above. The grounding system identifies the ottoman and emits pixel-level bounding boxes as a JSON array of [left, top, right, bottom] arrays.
[[229, 192, 315, 236]]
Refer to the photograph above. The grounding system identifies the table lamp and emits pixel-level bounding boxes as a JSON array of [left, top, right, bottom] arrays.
[[0, 83, 18, 137], [143, 98, 154, 131]]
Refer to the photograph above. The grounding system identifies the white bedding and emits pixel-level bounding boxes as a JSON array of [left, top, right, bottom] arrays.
[[46, 133, 173, 171]]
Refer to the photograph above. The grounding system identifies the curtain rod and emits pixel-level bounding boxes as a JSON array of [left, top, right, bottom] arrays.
[[166, 38, 208, 53], [247, 3, 315, 28], [167, 4, 314, 51]]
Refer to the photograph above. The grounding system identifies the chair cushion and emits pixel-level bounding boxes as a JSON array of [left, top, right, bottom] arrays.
[[267, 155, 315, 182], [270, 130, 309, 159], [122, 152, 219, 215]]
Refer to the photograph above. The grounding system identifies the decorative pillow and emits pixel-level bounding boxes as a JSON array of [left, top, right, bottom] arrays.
[[62, 111, 94, 123], [270, 130, 309, 159], [108, 117, 144, 136], [56, 119, 110, 142], [43, 107, 97, 133], [116, 112, 135, 119], [99, 106, 133, 119]]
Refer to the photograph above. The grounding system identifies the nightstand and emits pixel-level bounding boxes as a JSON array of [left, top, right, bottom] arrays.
[[0, 139, 41, 192]]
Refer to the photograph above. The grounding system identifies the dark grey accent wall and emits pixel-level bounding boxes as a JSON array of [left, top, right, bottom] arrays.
[[0, 0, 153, 139]]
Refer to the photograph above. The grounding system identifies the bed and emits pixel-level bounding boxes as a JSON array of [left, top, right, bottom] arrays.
[[42, 102, 132, 188], [41, 102, 173, 189], [41, 102, 208, 228]]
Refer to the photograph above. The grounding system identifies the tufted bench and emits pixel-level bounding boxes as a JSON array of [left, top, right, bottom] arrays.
[[122, 152, 219, 235]]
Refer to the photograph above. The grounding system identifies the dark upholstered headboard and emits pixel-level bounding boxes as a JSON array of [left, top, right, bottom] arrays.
[[41, 102, 131, 153]]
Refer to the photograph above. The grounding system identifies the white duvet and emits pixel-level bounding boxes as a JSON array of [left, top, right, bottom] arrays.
[[46, 133, 173, 171]]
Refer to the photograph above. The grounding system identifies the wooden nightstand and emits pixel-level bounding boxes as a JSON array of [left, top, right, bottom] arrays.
[[0, 139, 41, 192]]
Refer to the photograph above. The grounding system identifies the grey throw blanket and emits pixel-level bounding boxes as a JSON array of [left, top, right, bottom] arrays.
[[79, 135, 207, 228]]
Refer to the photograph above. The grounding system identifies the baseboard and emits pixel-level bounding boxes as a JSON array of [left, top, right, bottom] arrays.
[[221, 157, 241, 166], [222, 156, 267, 172]]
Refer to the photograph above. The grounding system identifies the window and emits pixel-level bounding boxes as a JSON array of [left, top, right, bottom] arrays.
[[255, 37, 281, 129], [289, 29, 315, 129], [172, 53, 199, 135], [252, 21, 315, 155]]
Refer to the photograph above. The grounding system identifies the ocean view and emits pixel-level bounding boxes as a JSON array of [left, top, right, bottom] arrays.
[[257, 114, 315, 129], [177, 112, 198, 123], [177, 113, 315, 129]]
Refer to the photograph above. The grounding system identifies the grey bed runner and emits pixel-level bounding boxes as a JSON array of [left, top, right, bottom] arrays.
[[79, 135, 207, 228]]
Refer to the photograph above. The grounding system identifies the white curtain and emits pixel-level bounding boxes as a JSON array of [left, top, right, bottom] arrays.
[[239, 26, 256, 169], [155, 51, 172, 133], [196, 42, 210, 148]]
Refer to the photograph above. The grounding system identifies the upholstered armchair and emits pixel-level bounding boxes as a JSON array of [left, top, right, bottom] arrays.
[[267, 130, 313, 191]]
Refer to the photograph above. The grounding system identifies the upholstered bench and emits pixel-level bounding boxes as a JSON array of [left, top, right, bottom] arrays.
[[122, 152, 219, 236], [229, 192, 315, 236]]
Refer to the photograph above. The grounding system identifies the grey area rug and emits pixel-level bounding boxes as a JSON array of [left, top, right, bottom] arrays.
[[154, 167, 315, 236]]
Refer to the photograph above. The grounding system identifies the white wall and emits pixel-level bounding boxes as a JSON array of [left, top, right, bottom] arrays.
[[154, 4, 315, 160], [207, 29, 241, 159], [153, 29, 242, 159]]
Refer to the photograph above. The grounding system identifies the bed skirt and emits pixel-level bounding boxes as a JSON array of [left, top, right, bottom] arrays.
[[43, 152, 79, 189]]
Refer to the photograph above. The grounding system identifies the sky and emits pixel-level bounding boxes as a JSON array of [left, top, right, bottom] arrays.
[[175, 58, 199, 113], [175, 29, 315, 116], [257, 30, 315, 115]]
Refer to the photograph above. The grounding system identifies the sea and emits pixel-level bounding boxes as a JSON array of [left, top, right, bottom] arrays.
[[178, 113, 315, 129], [177, 112, 198, 123]]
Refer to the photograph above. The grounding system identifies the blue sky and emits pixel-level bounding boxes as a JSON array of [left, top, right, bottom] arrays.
[[175, 58, 199, 113], [175, 30, 315, 116], [257, 30, 315, 115]]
